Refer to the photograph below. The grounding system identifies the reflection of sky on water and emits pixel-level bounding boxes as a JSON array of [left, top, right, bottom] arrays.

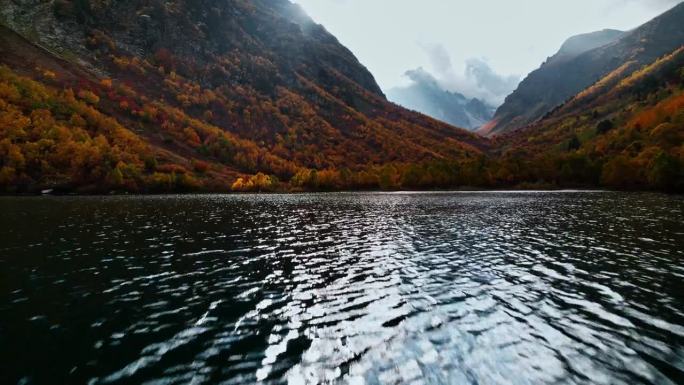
[[0, 192, 682, 385]]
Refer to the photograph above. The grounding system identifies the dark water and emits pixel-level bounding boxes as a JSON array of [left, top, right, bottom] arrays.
[[1, 192, 683, 385]]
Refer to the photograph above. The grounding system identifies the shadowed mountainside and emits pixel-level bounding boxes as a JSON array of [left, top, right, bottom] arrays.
[[482, 3, 684, 136], [494, 46, 684, 191]]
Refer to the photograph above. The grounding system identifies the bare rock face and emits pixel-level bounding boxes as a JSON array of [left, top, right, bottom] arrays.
[[1, 1, 86, 58]]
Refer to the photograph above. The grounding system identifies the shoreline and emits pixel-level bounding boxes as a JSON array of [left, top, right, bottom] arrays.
[[1, 189, 675, 198]]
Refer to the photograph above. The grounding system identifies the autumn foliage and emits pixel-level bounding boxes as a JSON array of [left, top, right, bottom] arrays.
[[494, 48, 684, 192], [0, 2, 682, 193]]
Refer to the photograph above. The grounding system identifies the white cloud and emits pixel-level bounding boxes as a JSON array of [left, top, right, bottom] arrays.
[[414, 44, 520, 106], [293, 0, 682, 92]]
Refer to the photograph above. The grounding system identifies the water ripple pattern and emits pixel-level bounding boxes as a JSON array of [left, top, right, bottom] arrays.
[[0, 192, 683, 385]]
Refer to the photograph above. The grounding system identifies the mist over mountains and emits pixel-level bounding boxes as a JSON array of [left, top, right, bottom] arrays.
[[386, 68, 496, 130], [386, 48, 519, 130]]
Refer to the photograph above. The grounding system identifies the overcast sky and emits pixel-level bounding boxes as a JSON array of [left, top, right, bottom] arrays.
[[293, 0, 683, 96]]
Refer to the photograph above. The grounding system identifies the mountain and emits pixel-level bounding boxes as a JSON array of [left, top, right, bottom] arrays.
[[387, 68, 495, 130], [482, 2, 684, 136], [0, 1, 681, 193], [494, 45, 684, 191], [551, 29, 625, 62], [0, 0, 486, 193]]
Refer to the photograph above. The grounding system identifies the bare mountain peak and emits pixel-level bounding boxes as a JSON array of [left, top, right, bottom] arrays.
[[557, 29, 625, 57]]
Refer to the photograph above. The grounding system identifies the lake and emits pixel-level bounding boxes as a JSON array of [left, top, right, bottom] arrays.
[[0, 192, 683, 385]]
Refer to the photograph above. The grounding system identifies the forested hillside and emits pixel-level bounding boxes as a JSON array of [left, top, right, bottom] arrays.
[[494, 47, 684, 191], [0, 0, 682, 193], [0, 0, 486, 193]]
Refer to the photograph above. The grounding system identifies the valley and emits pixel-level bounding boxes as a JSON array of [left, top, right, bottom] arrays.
[[0, 0, 681, 193]]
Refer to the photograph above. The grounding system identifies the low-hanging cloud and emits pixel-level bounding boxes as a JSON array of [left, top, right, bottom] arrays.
[[418, 43, 520, 107], [404, 68, 440, 89], [465, 58, 521, 101]]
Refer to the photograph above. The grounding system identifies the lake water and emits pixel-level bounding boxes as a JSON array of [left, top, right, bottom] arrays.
[[0, 192, 683, 385]]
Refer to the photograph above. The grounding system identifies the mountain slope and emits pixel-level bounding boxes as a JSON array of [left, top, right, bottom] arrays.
[[482, 3, 684, 136], [387, 68, 495, 130], [0, 0, 487, 193], [552, 29, 624, 62], [1, 1, 681, 193], [492, 46, 684, 191]]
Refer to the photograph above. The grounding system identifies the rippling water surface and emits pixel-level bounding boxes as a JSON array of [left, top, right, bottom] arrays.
[[1, 192, 683, 385]]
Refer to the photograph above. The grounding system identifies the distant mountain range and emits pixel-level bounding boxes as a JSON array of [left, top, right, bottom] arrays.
[[386, 68, 495, 131], [482, 2, 684, 136]]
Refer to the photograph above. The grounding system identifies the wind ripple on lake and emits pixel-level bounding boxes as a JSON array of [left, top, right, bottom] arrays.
[[0, 192, 682, 385]]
